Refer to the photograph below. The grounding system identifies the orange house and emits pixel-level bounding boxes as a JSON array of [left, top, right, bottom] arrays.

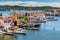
[[7, 12, 18, 21], [10, 15, 18, 21]]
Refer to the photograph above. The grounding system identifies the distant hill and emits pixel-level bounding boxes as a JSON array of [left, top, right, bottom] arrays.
[[0, 5, 60, 11]]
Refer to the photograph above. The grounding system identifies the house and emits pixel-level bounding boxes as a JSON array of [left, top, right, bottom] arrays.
[[0, 16, 4, 27]]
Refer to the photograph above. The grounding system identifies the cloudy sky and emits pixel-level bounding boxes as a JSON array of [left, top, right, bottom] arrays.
[[0, 0, 60, 7]]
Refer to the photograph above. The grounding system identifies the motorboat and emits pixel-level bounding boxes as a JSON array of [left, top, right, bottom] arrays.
[[0, 30, 4, 34], [26, 22, 40, 30], [39, 20, 46, 23], [4, 32, 14, 35], [4, 30, 14, 35], [20, 24, 29, 29], [46, 16, 58, 21], [45, 12, 54, 16], [14, 28, 26, 34], [27, 27, 39, 30]]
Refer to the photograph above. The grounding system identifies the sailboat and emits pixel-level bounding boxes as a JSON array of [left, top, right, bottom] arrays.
[[4, 20, 14, 35], [27, 20, 40, 30], [26, 5, 40, 30]]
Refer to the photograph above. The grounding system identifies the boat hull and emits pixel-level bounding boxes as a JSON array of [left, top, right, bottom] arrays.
[[4, 32, 14, 35]]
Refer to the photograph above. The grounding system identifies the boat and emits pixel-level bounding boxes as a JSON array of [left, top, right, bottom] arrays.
[[3, 20, 14, 35], [4, 32, 14, 35], [27, 27, 39, 30], [4, 30, 14, 35], [53, 27, 55, 30], [46, 16, 54, 19], [45, 13, 54, 16], [33, 23, 40, 27], [0, 30, 4, 34], [45, 12, 54, 16], [27, 19, 40, 27], [20, 24, 29, 29], [25, 5, 40, 30], [27, 23, 39, 30], [47, 18, 57, 21], [39, 20, 46, 23], [46, 16, 58, 21], [26, 21, 40, 30], [14, 28, 26, 34]]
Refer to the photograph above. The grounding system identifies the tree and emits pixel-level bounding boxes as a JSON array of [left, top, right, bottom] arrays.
[[0, 13, 2, 16]]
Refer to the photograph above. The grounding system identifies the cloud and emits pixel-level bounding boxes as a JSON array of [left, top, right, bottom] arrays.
[[0, 1, 60, 7], [19, 2, 60, 7], [0, 1, 22, 6]]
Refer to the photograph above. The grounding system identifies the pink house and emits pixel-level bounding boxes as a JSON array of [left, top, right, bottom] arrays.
[[0, 16, 4, 27], [0, 19, 4, 27]]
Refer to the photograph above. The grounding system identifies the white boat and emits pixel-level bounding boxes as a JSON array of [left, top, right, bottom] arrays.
[[3, 29, 14, 35], [14, 28, 26, 34], [0, 30, 4, 34], [4, 32, 13, 35], [46, 16, 58, 21], [39, 20, 46, 23]]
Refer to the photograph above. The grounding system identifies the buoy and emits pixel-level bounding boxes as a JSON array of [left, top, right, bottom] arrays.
[[53, 27, 55, 30]]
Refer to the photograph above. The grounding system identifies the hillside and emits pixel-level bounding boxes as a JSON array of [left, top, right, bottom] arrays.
[[0, 6, 60, 11]]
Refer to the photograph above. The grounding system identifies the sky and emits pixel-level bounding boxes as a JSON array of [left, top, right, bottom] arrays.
[[0, 0, 60, 2], [0, 0, 60, 7]]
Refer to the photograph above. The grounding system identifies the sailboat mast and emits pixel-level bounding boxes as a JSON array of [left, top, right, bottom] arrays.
[[29, 4, 32, 24]]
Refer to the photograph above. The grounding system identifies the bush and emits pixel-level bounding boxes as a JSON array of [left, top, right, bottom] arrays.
[[21, 18, 27, 24], [19, 16, 25, 19]]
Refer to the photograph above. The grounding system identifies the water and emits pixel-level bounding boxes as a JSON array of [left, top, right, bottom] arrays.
[[0, 11, 13, 16], [1, 11, 60, 40], [41, 17, 60, 30], [0, 10, 34, 16]]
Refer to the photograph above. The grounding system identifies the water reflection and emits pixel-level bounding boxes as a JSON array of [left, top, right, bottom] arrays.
[[14, 34, 26, 40], [0, 35, 4, 40], [0, 35, 14, 40]]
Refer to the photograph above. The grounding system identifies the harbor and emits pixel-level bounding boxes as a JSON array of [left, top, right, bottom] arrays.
[[0, 0, 60, 40], [0, 16, 60, 40], [0, 10, 59, 40]]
